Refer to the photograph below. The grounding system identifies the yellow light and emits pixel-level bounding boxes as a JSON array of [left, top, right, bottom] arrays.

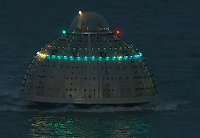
[[40, 53, 47, 58], [79, 11, 82, 15], [36, 51, 47, 58]]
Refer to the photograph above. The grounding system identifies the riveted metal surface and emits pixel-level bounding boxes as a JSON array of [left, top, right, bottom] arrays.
[[21, 33, 157, 104]]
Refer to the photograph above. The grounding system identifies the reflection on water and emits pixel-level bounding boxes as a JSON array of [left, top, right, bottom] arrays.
[[28, 112, 155, 138]]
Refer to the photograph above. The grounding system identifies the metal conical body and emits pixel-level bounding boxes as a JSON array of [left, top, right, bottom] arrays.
[[21, 32, 157, 104]]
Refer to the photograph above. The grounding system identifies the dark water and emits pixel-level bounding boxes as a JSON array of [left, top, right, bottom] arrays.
[[0, 0, 200, 137]]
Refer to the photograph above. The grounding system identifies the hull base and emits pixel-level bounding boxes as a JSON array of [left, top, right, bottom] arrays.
[[22, 96, 156, 110], [25, 102, 150, 110]]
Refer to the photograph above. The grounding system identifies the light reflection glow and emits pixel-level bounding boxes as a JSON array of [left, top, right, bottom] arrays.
[[29, 114, 154, 138]]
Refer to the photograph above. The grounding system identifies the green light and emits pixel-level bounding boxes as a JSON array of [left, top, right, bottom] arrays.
[[62, 30, 66, 34], [84, 56, 88, 61], [69, 56, 74, 61], [112, 56, 116, 60], [47, 55, 50, 59], [37, 53, 140, 62], [77, 56, 81, 61], [57, 56, 61, 59], [99, 57, 102, 61], [92, 56, 95, 61], [64, 56, 67, 60], [118, 56, 122, 61], [124, 56, 128, 60]]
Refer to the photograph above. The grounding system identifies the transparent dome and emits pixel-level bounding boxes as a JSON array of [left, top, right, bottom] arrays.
[[69, 11, 109, 33]]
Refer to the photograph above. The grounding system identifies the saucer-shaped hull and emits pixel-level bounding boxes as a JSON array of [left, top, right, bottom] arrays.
[[21, 32, 157, 105]]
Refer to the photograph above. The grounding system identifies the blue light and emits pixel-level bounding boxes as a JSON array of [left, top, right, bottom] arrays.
[[92, 56, 95, 61], [52, 55, 56, 59], [40, 53, 143, 62], [99, 57, 102, 61], [112, 56, 116, 60], [134, 55, 138, 59], [47, 55, 50, 59], [70, 56, 74, 61], [77, 56, 81, 61], [57, 56, 61, 59], [139, 52, 142, 57], [124, 56, 128, 60], [62, 30, 66, 34], [118, 56, 122, 61], [106, 57, 109, 61], [134, 54, 141, 59], [84, 56, 88, 61]]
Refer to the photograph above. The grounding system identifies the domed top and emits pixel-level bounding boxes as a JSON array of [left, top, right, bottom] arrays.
[[69, 11, 109, 33]]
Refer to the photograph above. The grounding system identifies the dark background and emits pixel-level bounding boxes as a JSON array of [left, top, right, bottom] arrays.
[[0, 0, 199, 137]]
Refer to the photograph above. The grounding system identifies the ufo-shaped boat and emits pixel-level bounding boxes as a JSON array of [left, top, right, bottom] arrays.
[[21, 11, 157, 106]]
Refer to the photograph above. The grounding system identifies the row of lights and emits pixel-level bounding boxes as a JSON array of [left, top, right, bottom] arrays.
[[36, 52, 142, 61], [45, 46, 134, 50], [62, 29, 120, 34]]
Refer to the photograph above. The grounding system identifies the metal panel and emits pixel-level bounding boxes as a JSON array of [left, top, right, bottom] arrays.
[[80, 61, 99, 99], [100, 61, 117, 98], [22, 32, 156, 104], [63, 60, 82, 98]]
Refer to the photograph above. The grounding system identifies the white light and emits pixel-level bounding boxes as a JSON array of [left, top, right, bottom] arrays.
[[79, 11, 82, 15]]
